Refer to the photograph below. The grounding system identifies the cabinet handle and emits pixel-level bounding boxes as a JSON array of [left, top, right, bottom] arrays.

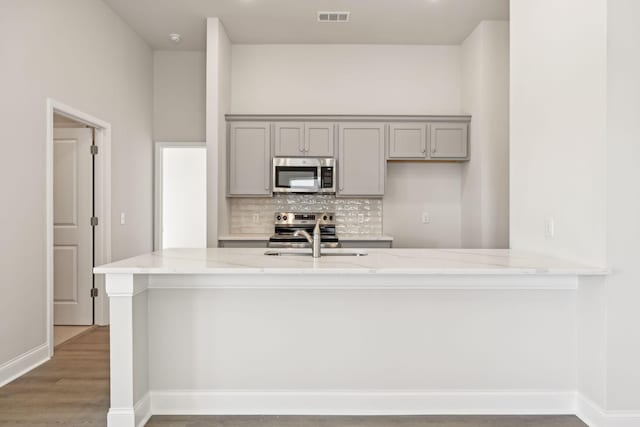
[[432, 146, 437, 154]]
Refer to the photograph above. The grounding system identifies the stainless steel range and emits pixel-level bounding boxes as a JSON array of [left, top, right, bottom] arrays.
[[268, 212, 340, 249]]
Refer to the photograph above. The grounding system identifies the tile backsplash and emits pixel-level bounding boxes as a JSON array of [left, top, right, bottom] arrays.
[[229, 195, 382, 235]]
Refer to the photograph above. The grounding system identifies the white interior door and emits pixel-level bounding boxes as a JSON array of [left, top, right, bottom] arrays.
[[54, 128, 93, 325]]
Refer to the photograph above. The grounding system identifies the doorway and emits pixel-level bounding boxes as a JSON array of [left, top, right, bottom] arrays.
[[154, 142, 207, 250], [46, 99, 111, 356]]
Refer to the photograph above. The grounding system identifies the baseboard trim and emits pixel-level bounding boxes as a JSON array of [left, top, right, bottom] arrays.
[[576, 394, 640, 427], [0, 343, 49, 388], [135, 393, 152, 427], [107, 394, 151, 427], [150, 389, 576, 416]]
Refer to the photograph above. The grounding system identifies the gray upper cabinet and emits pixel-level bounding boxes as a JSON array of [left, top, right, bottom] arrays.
[[305, 123, 334, 157], [388, 123, 427, 159], [228, 122, 271, 196], [274, 122, 305, 156], [429, 122, 469, 159], [274, 122, 334, 157], [337, 123, 386, 197]]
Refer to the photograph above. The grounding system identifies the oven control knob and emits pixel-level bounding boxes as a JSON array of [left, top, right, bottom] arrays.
[[283, 215, 288, 221], [277, 215, 282, 221], [330, 215, 333, 220], [323, 215, 328, 220]]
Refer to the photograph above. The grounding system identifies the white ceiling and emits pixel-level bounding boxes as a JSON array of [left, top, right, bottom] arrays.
[[102, 0, 509, 50]]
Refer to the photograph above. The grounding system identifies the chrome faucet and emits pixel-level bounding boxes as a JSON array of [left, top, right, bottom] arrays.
[[293, 219, 322, 258]]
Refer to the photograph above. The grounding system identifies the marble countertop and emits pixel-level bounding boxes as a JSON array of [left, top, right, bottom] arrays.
[[218, 234, 394, 241], [94, 248, 607, 276]]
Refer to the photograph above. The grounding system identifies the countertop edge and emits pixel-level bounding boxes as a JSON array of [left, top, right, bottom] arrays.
[[94, 267, 608, 276]]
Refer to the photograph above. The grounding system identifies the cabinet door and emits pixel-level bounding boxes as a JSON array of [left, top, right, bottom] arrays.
[[305, 123, 334, 157], [274, 122, 305, 156], [338, 123, 386, 197], [388, 123, 427, 159], [429, 123, 468, 159], [229, 122, 271, 196]]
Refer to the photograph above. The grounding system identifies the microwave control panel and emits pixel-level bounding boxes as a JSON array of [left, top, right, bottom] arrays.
[[321, 167, 334, 188]]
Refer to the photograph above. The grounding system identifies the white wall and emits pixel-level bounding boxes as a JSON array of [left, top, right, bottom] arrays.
[[231, 45, 462, 115], [509, 0, 607, 266], [511, 0, 640, 415], [0, 0, 152, 372], [383, 163, 462, 248], [153, 51, 206, 142], [461, 21, 510, 249], [206, 18, 232, 244], [604, 0, 640, 411]]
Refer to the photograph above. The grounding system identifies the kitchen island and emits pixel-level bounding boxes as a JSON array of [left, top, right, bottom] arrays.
[[95, 248, 605, 427]]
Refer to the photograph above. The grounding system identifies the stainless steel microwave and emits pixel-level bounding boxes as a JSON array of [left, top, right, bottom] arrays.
[[272, 157, 336, 194]]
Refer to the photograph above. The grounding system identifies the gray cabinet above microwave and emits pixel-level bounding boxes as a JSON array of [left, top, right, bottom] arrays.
[[274, 122, 335, 157]]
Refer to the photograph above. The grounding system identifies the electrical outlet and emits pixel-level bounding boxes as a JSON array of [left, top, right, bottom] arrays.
[[120, 212, 126, 225], [252, 213, 260, 224], [421, 211, 431, 224], [545, 218, 555, 239], [358, 213, 365, 224]]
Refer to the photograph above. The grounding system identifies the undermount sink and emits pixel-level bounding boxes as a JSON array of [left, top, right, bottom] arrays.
[[264, 250, 368, 257]]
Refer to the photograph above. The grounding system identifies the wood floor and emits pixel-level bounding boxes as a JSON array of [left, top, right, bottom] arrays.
[[0, 327, 587, 427], [0, 326, 110, 425], [54, 325, 94, 347]]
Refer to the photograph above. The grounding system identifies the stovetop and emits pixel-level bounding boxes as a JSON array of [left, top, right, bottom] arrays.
[[268, 212, 340, 249]]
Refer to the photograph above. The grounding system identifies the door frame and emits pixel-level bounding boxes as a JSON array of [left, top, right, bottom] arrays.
[[153, 141, 206, 251], [46, 98, 112, 357]]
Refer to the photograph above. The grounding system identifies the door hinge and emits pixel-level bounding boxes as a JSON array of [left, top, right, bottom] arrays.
[[90, 288, 99, 298], [90, 216, 99, 226], [90, 145, 98, 155]]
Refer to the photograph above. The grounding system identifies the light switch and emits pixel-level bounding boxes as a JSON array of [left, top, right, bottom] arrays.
[[120, 212, 126, 225], [421, 212, 431, 224], [545, 218, 555, 239], [252, 213, 260, 224]]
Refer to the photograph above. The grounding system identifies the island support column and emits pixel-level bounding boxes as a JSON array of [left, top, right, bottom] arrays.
[[105, 273, 149, 427]]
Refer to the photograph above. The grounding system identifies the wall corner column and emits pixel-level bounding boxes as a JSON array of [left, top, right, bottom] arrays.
[[105, 273, 149, 427]]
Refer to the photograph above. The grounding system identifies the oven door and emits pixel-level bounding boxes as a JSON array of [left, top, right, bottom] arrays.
[[273, 158, 320, 193]]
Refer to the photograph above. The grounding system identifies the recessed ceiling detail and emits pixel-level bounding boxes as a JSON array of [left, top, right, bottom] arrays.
[[102, 0, 509, 50]]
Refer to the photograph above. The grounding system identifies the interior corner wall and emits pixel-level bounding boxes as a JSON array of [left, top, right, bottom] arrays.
[[509, 0, 607, 266], [153, 51, 206, 142], [0, 0, 152, 369], [604, 0, 640, 411], [217, 25, 232, 238], [206, 18, 232, 245], [460, 20, 510, 249]]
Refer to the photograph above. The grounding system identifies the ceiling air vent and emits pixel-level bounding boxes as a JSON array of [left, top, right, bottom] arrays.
[[317, 11, 350, 23]]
